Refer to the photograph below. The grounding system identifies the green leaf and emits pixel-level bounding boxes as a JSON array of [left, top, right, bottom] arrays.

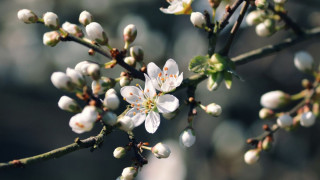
[[226, 68, 243, 81], [224, 71, 232, 89], [207, 72, 223, 91], [189, 56, 209, 73]]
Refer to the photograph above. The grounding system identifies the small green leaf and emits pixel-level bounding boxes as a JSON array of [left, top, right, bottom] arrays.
[[189, 56, 209, 73], [224, 71, 232, 89], [207, 72, 223, 91], [226, 68, 243, 81]]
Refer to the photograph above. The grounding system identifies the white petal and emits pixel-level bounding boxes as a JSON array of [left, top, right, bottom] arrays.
[[163, 59, 179, 76], [126, 108, 146, 127], [156, 94, 179, 113], [176, 72, 183, 87], [147, 62, 162, 80], [145, 111, 160, 134], [144, 74, 156, 98], [120, 86, 144, 104]]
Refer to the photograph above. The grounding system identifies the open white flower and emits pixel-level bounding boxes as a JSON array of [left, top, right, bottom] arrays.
[[147, 59, 183, 93], [160, 0, 193, 15], [121, 74, 179, 133]]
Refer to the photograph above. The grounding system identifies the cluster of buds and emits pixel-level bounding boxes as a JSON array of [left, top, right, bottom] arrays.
[[50, 67, 85, 92]]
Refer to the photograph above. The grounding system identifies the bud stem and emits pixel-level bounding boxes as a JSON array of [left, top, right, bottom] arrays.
[[141, 146, 152, 151]]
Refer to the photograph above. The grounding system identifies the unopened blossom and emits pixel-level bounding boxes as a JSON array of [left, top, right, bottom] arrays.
[[300, 111, 316, 127], [103, 88, 120, 110], [74, 61, 97, 75], [51, 72, 73, 91], [130, 46, 144, 62], [255, 19, 275, 37], [190, 12, 206, 28], [81, 106, 99, 122], [294, 51, 314, 72], [121, 74, 179, 133], [277, 114, 293, 128], [66, 68, 85, 87], [102, 111, 118, 126], [119, 76, 131, 87], [204, 103, 222, 117], [87, 63, 101, 80], [246, 10, 264, 26], [124, 56, 136, 67], [179, 128, 196, 147], [255, 0, 268, 9], [123, 24, 137, 44], [17, 9, 38, 24], [58, 96, 81, 113], [160, 0, 193, 15], [260, 90, 290, 109], [62, 22, 83, 37], [113, 147, 126, 159], [79, 10, 93, 26], [85, 22, 108, 45], [43, 31, 60, 47], [118, 116, 135, 132], [92, 77, 115, 95], [152, 142, 171, 159], [244, 149, 260, 165], [121, 167, 137, 180], [43, 12, 59, 29], [147, 59, 183, 93], [69, 106, 98, 134]]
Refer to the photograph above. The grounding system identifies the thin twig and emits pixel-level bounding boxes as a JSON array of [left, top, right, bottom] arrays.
[[219, 0, 245, 31]]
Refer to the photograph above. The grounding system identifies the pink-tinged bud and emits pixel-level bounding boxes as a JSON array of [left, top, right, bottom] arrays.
[[17, 9, 38, 24], [260, 90, 290, 109], [244, 149, 260, 165], [58, 96, 81, 113], [66, 68, 85, 87], [118, 116, 134, 132], [79, 10, 93, 26], [121, 167, 137, 180], [179, 128, 196, 148], [43, 12, 59, 29], [103, 89, 120, 110], [62, 22, 83, 37], [294, 51, 314, 72], [130, 46, 144, 62], [152, 142, 171, 159], [86, 22, 108, 45], [190, 12, 206, 28], [102, 112, 118, 126], [277, 114, 293, 128], [43, 31, 60, 47], [123, 24, 137, 44], [300, 111, 316, 127], [50, 72, 73, 91], [113, 147, 126, 159]]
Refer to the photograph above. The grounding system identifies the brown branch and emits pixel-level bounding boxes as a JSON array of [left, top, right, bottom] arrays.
[[219, 0, 245, 31]]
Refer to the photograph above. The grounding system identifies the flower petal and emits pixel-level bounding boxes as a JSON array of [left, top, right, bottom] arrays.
[[145, 111, 160, 133], [120, 86, 144, 104], [126, 108, 146, 127], [163, 59, 179, 76], [156, 94, 179, 113], [144, 74, 157, 98], [176, 72, 183, 87], [147, 62, 162, 91]]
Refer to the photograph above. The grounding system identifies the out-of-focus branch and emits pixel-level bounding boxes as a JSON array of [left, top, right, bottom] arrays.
[[218, 0, 244, 31]]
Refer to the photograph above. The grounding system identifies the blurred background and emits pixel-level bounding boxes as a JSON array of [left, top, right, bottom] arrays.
[[0, 0, 320, 179]]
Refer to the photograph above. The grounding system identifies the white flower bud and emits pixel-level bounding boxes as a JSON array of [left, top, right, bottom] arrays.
[[43, 31, 60, 47], [300, 111, 316, 127], [86, 22, 108, 45], [123, 24, 137, 44], [274, 0, 287, 4], [255, 0, 268, 9], [129, 46, 144, 62], [124, 57, 136, 67], [190, 12, 206, 28], [246, 10, 263, 26], [104, 89, 120, 110], [244, 149, 260, 165], [43, 12, 59, 29], [260, 90, 290, 109], [106, 88, 117, 96], [62, 22, 83, 37], [277, 114, 293, 128], [102, 111, 118, 126], [119, 76, 131, 87], [75, 61, 95, 75], [17, 9, 38, 24], [69, 113, 94, 134], [79, 10, 93, 26], [294, 51, 314, 72], [179, 128, 196, 148], [255, 19, 274, 37], [121, 167, 137, 180], [58, 96, 81, 113], [113, 147, 126, 159], [87, 63, 101, 80], [66, 68, 85, 87], [205, 103, 222, 117], [152, 142, 171, 159], [81, 106, 98, 123], [50, 72, 73, 91], [259, 108, 274, 119], [118, 116, 134, 132], [91, 77, 116, 95]]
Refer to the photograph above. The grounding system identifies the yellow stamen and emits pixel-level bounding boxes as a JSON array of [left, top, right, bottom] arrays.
[[133, 112, 136, 115], [130, 92, 133, 95], [158, 72, 162, 77], [164, 67, 168, 71], [75, 122, 84, 128]]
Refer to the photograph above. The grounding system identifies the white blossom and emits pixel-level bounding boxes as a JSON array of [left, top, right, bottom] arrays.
[[121, 74, 179, 133], [160, 0, 193, 15], [50, 72, 73, 91], [121, 167, 137, 180], [152, 142, 171, 159], [205, 103, 222, 117], [179, 128, 196, 148], [147, 59, 183, 93], [190, 12, 206, 28], [58, 96, 81, 113], [69, 107, 98, 134], [113, 147, 126, 159], [81, 106, 99, 122], [103, 89, 120, 110], [244, 149, 260, 165], [277, 114, 293, 128], [300, 111, 316, 127], [294, 51, 314, 72], [118, 116, 135, 132], [43, 31, 60, 47], [66, 68, 85, 87], [43, 12, 59, 29], [79, 10, 93, 26], [17, 9, 38, 24], [260, 90, 290, 109], [85, 22, 108, 45], [87, 63, 101, 80]]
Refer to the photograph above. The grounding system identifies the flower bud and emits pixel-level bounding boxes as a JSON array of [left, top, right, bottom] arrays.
[[246, 10, 264, 26], [121, 167, 137, 180], [66, 68, 85, 87], [118, 116, 134, 132], [43, 12, 59, 29], [87, 63, 101, 80], [119, 76, 131, 87], [190, 12, 206, 28], [91, 77, 116, 95], [204, 103, 222, 117], [81, 106, 98, 123], [244, 149, 260, 165], [106, 88, 117, 95], [129, 46, 144, 62], [79, 10, 93, 26], [58, 96, 81, 113], [123, 24, 137, 44], [262, 136, 273, 151], [69, 113, 94, 134], [102, 111, 118, 126], [51, 72, 73, 91], [43, 31, 60, 47], [255, 0, 269, 9], [124, 56, 136, 67], [86, 22, 108, 45], [255, 19, 275, 37], [179, 128, 196, 148], [260, 90, 290, 109], [17, 9, 38, 24], [274, 0, 287, 4], [259, 108, 274, 119], [277, 114, 293, 128], [62, 22, 83, 37], [75, 61, 96, 75], [300, 111, 316, 127], [113, 147, 126, 159], [103, 91, 120, 110], [294, 51, 314, 72], [152, 142, 171, 159]]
